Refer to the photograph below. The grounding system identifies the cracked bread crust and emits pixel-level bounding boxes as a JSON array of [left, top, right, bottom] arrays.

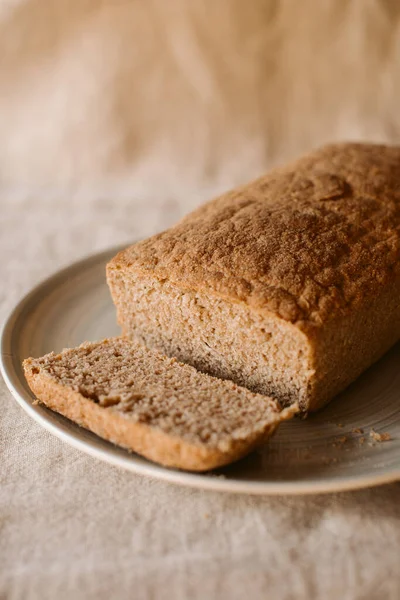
[[107, 143, 400, 410], [110, 143, 400, 329]]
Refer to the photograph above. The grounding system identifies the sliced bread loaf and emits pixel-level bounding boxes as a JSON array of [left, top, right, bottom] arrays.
[[23, 338, 296, 471], [107, 143, 400, 411]]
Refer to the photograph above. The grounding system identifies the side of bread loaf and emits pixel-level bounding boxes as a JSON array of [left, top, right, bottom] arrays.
[[107, 143, 400, 411], [23, 338, 296, 471]]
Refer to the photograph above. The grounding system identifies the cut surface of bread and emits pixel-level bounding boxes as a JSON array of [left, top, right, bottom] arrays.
[[107, 142, 400, 411], [23, 338, 296, 471]]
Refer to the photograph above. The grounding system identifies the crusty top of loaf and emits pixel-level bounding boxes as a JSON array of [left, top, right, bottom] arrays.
[[25, 338, 285, 450], [109, 143, 400, 326]]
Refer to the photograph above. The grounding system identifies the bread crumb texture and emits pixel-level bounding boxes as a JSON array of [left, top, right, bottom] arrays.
[[369, 429, 392, 442], [23, 338, 293, 451]]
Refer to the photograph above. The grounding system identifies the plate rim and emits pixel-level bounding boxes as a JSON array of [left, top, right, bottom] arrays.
[[1, 246, 400, 495]]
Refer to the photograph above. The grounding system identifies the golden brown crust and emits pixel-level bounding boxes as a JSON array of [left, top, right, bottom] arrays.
[[23, 339, 297, 471], [108, 143, 400, 327]]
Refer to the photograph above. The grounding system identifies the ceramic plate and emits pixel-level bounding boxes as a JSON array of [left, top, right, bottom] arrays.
[[1, 246, 400, 495]]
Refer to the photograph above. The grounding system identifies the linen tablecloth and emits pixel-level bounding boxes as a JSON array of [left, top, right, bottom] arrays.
[[1, 192, 400, 600]]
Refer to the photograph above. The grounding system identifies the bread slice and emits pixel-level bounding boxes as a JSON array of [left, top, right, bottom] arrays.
[[23, 338, 296, 471], [107, 143, 400, 412]]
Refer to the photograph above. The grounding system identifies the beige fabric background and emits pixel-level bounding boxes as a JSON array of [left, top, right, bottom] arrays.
[[1, 2, 400, 599]]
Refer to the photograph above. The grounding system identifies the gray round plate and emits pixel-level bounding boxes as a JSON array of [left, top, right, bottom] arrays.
[[1, 246, 400, 494]]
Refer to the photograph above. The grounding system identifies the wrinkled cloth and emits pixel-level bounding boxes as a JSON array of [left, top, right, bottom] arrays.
[[1, 1, 400, 193]]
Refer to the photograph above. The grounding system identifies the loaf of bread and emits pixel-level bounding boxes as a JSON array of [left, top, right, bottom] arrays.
[[23, 338, 295, 471], [107, 143, 400, 412]]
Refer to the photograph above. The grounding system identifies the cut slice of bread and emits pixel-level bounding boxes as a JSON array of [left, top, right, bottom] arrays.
[[23, 338, 297, 471]]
